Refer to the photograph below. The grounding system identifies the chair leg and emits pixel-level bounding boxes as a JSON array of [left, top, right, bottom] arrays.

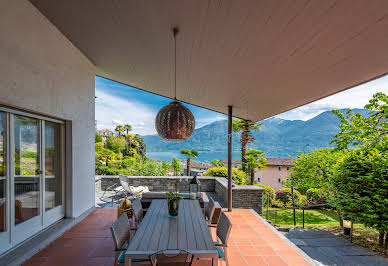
[[224, 247, 228, 266]]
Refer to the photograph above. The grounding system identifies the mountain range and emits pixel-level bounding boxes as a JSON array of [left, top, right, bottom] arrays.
[[142, 109, 369, 159]]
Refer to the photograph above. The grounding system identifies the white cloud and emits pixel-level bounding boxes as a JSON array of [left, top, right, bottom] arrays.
[[95, 89, 157, 135], [195, 114, 226, 128], [276, 75, 388, 121]]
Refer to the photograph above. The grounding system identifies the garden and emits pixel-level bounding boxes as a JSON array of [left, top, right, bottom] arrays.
[[258, 93, 388, 256]]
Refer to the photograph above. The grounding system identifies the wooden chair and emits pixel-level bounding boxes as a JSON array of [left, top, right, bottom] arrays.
[[213, 212, 232, 263], [110, 214, 149, 264], [204, 198, 221, 227], [149, 250, 193, 266], [131, 198, 143, 230], [204, 198, 215, 223]]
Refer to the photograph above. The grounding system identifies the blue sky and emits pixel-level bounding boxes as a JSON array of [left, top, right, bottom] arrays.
[[95, 75, 388, 135]]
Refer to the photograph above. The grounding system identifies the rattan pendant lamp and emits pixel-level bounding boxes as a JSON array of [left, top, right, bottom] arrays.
[[155, 27, 195, 141]]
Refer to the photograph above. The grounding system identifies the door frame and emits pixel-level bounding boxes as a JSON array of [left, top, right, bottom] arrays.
[[0, 108, 65, 253]]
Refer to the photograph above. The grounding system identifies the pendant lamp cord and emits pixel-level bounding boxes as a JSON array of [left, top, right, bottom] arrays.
[[173, 27, 178, 101]]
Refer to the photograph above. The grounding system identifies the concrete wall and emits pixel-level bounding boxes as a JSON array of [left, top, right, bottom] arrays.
[[255, 165, 291, 191], [0, 0, 95, 217]]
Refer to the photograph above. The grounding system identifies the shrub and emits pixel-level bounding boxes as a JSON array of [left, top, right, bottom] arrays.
[[306, 188, 328, 205], [108, 161, 122, 169], [204, 167, 247, 185], [254, 184, 275, 199], [95, 133, 102, 143], [275, 188, 301, 207], [297, 195, 308, 208], [95, 165, 120, 175]]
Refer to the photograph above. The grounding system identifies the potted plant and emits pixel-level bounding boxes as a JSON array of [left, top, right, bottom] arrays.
[[166, 191, 182, 217]]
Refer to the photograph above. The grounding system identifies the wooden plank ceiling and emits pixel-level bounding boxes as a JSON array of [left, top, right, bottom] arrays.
[[30, 0, 388, 121]]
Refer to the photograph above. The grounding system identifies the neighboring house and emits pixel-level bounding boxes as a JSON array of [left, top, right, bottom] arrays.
[[181, 161, 212, 176], [255, 158, 294, 191], [221, 158, 294, 191]]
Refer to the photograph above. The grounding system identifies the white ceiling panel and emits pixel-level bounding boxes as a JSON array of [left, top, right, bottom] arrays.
[[30, 0, 388, 121]]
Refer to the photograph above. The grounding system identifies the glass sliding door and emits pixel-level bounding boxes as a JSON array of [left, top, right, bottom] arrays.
[[13, 115, 40, 225], [0, 109, 64, 255], [44, 121, 62, 211], [0, 112, 6, 233]]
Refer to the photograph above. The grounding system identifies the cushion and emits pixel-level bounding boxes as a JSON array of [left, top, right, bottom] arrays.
[[215, 246, 225, 259], [118, 251, 150, 263], [114, 186, 124, 192]]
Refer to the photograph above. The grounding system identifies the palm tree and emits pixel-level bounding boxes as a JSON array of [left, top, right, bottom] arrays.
[[180, 149, 199, 176], [115, 125, 125, 136], [232, 119, 261, 172], [124, 124, 132, 135], [245, 148, 267, 185]]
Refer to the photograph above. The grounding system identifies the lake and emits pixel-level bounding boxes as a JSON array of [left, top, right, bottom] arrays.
[[146, 151, 242, 162]]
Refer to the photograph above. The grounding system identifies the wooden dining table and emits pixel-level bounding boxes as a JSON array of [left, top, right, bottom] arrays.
[[125, 199, 218, 265]]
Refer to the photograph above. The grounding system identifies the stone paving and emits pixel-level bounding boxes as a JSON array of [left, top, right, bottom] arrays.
[[284, 228, 388, 266], [23, 208, 314, 265]]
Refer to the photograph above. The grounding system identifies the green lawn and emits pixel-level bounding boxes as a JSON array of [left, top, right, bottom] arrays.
[[263, 207, 341, 227]]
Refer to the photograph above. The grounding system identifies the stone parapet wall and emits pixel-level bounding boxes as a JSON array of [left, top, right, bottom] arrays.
[[95, 175, 262, 214], [96, 176, 215, 192], [214, 178, 263, 215]]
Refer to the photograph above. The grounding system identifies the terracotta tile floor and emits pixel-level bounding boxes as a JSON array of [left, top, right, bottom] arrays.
[[23, 209, 312, 266]]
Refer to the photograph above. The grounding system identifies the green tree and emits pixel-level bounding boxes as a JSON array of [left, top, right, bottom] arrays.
[[95, 132, 102, 143], [180, 149, 199, 176], [331, 92, 388, 150], [132, 134, 146, 157], [285, 148, 342, 194], [171, 157, 182, 176], [330, 93, 388, 247], [211, 159, 223, 167], [333, 142, 388, 247], [96, 148, 115, 166], [284, 148, 344, 226], [232, 119, 261, 172], [106, 135, 126, 154], [244, 149, 267, 185], [115, 125, 125, 136]]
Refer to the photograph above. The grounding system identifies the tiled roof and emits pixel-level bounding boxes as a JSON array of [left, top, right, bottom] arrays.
[[266, 158, 294, 166], [221, 158, 294, 167]]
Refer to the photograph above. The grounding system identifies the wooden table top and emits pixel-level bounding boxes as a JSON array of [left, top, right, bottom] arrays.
[[126, 199, 217, 255]]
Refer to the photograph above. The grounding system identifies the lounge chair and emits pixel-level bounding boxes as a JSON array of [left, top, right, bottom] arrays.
[[103, 175, 149, 202]]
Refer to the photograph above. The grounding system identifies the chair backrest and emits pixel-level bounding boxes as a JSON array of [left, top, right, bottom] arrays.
[[132, 198, 143, 222], [119, 175, 131, 193], [216, 212, 232, 246], [204, 198, 215, 221], [150, 250, 193, 266], [110, 213, 130, 250]]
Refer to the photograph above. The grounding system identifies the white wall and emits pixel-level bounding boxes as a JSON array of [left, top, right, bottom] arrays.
[[0, 0, 95, 217]]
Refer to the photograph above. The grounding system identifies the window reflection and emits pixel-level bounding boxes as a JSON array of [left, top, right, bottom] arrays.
[[45, 122, 62, 211], [14, 115, 40, 225]]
